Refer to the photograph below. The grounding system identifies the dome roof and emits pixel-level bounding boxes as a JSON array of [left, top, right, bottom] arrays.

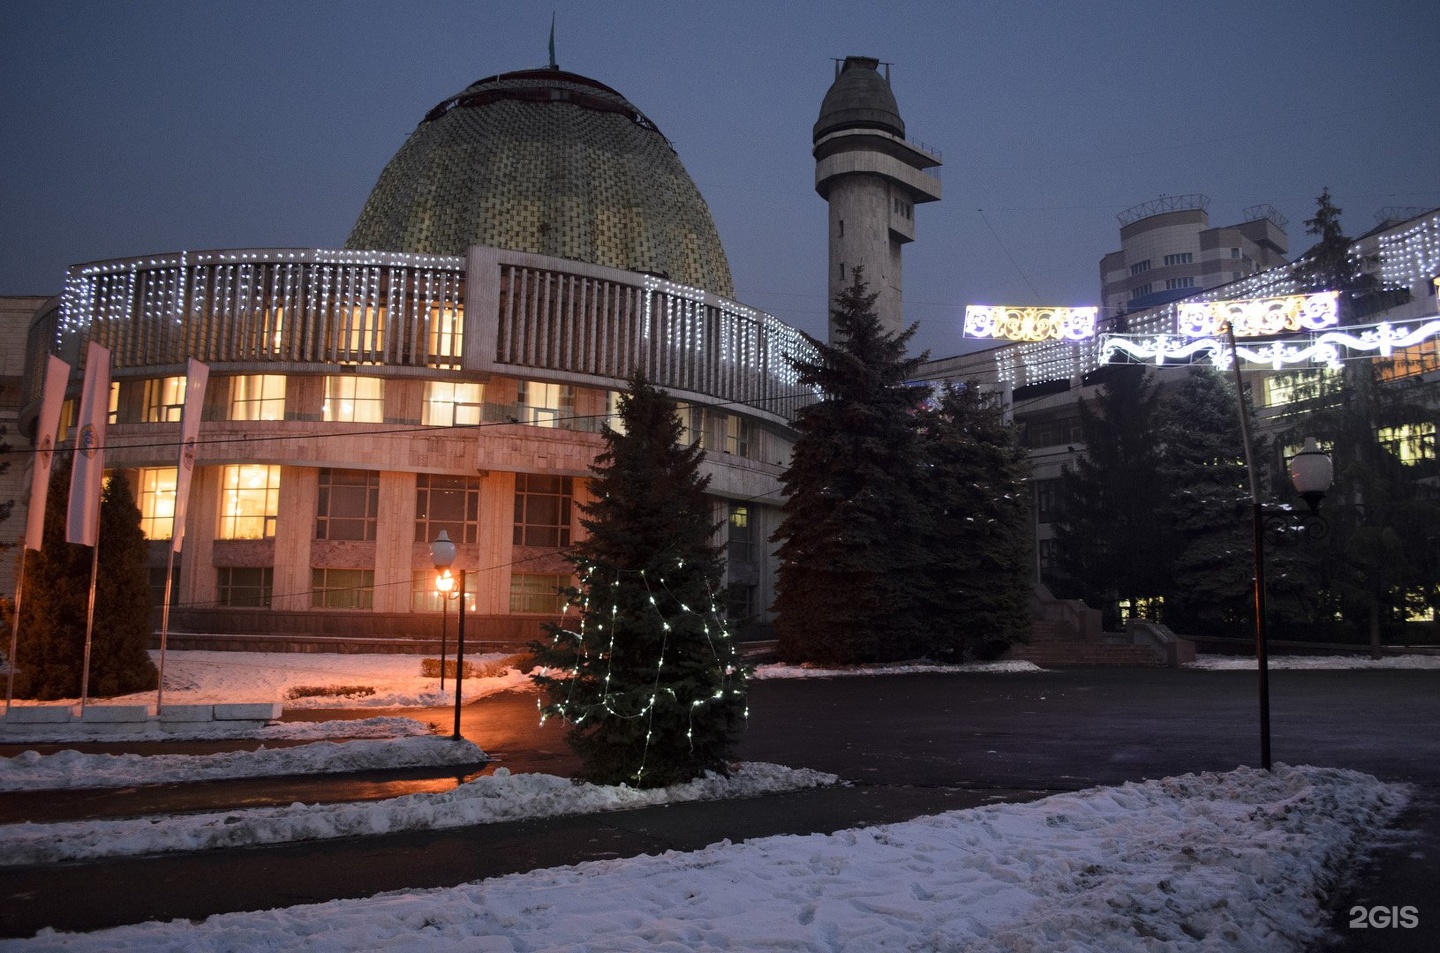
[[347, 68, 733, 297], [813, 56, 904, 143]]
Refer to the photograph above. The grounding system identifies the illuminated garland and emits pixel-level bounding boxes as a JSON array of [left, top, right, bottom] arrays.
[[1177, 292, 1339, 338], [1100, 318, 1440, 370], [536, 557, 748, 786], [963, 306, 1097, 342]]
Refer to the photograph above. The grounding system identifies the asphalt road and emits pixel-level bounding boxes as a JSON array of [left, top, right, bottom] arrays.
[[2, 667, 1436, 948]]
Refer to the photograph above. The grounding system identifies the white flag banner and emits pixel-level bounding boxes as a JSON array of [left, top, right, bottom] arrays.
[[171, 359, 209, 553], [26, 355, 71, 551], [65, 342, 111, 547]]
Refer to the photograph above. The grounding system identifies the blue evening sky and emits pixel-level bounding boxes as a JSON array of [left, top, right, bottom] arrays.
[[2, 0, 1436, 358]]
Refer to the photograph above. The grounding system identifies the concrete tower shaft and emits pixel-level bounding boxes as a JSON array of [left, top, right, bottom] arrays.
[[814, 56, 941, 341]]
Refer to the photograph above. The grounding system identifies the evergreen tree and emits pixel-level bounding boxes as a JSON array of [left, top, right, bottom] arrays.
[[916, 382, 1033, 658], [13, 465, 157, 699], [529, 373, 747, 788], [1155, 367, 1259, 636], [770, 269, 932, 664], [1276, 189, 1440, 651], [1050, 365, 1170, 628]]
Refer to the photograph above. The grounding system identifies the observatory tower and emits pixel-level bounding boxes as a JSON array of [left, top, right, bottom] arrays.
[[814, 56, 941, 341]]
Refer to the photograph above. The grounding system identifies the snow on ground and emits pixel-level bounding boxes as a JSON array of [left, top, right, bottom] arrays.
[[752, 659, 1043, 678], [0, 762, 838, 867], [0, 735, 487, 791], [4, 650, 534, 711], [1188, 653, 1440, 670], [12, 764, 1409, 953]]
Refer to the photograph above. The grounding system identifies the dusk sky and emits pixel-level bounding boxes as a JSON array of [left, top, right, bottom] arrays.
[[3, 0, 1436, 358]]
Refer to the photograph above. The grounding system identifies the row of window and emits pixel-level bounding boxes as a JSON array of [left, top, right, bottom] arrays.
[[90, 374, 766, 458], [143, 467, 773, 556], [212, 565, 571, 613], [136, 466, 575, 544]]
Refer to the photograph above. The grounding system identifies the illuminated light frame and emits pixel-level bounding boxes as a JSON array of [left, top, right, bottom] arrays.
[[964, 305, 1097, 342], [1177, 292, 1340, 338], [1100, 318, 1440, 370]]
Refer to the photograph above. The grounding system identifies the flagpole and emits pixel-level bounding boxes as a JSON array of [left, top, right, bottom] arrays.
[[157, 548, 176, 711], [157, 358, 208, 713], [10, 354, 72, 712], [5, 551, 29, 714], [79, 515, 102, 713]]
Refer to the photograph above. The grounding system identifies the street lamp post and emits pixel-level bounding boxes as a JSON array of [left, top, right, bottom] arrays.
[[430, 530, 467, 741], [435, 568, 454, 692], [1250, 436, 1334, 769]]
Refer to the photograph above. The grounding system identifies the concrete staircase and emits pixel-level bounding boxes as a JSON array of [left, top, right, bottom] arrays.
[[1002, 588, 1192, 668]]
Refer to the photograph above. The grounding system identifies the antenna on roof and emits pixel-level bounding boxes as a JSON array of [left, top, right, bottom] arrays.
[[548, 12, 558, 69]]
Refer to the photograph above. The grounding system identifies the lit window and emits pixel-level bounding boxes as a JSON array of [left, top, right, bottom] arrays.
[[107, 382, 119, 425], [415, 473, 480, 545], [143, 377, 187, 423], [728, 504, 755, 564], [341, 306, 385, 355], [230, 375, 286, 420], [605, 390, 627, 435], [723, 414, 754, 457], [518, 380, 574, 428], [1263, 369, 1335, 407], [219, 464, 281, 540], [429, 304, 463, 364], [137, 466, 178, 540], [311, 569, 374, 610], [217, 567, 273, 608], [323, 376, 384, 423], [675, 402, 706, 448], [315, 469, 380, 541], [513, 474, 572, 548], [509, 573, 569, 613], [1377, 423, 1436, 466], [422, 381, 483, 427]]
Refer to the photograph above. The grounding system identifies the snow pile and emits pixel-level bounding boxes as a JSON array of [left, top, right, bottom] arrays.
[[754, 659, 1042, 679], [0, 735, 486, 791], [0, 762, 839, 866], [1189, 653, 1440, 670], [15, 764, 1406, 953], [0, 714, 437, 745], [3, 650, 532, 711]]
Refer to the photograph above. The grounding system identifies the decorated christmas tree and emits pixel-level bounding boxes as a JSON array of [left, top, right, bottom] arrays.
[[530, 373, 747, 787]]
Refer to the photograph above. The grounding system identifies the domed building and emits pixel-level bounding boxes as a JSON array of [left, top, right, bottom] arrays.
[[21, 65, 816, 647]]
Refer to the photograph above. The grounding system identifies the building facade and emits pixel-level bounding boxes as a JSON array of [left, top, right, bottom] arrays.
[[16, 67, 822, 646], [928, 206, 1440, 600], [1099, 195, 1289, 316]]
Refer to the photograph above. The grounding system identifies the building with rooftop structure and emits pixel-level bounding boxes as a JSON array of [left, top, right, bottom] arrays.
[[17, 63, 825, 647]]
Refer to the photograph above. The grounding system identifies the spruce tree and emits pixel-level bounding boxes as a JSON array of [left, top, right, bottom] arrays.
[[529, 373, 747, 788], [1156, 367, 1258, 636], [916, 382, 1033, 658], [1051, 365, 1170, 628], [771, 269, 932, 664], [13, 465, 157, 699], [1277, 189, 1440, 651]]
